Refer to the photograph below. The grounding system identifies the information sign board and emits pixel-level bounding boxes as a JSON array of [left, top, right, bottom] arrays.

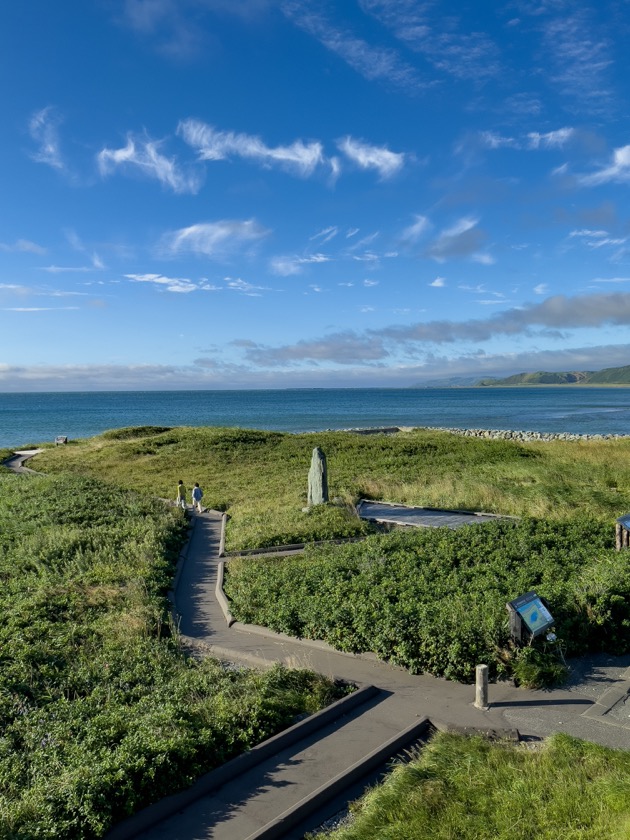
[[507, 591, 554, 638]]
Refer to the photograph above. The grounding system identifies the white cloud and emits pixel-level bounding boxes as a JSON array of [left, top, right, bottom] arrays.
[[124, 273, 201, 293], [337, 136, 405, 179], [3, 307, 79, 312], [41, 265, 102, 274], [527, 127, 574, 149], [225, 277, 269, 296], [162, 220, 270, 258], [478, 131, 518, 149], [179, 118, 326, 177], [28, 107, 64, 170], [533, 283, 549, 295], [578, 145, 630, 186], [269, 253, 331, 276], [429, 277, 445, 287], [363, 278, 379, 286], [98, 133, 202, 193]]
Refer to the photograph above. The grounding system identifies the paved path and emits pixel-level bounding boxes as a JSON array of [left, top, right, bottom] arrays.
[[123, 509, 630, 840]]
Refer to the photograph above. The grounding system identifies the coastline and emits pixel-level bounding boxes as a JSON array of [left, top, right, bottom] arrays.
[[345, 426, 630, 442]]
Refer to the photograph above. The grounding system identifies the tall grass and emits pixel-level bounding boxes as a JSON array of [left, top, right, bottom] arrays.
[[31, 427, 630, 550], [311, 731, 630, 840]]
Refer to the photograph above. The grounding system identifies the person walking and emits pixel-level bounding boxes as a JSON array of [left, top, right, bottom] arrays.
[[191, 482, 204, 513], [176, 479, 187, 510]]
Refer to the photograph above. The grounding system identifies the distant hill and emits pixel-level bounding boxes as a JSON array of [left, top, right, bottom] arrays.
[[477, 364, 630, 386]]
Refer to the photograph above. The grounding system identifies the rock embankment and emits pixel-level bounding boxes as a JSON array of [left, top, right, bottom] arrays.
[[345, 426, 629, 442], [421, 427, 629, 442]]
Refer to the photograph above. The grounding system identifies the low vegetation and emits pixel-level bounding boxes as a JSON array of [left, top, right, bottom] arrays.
[[0, 471, 346, 839], [310, 731, 630, 840], [31, 425, 630, 550], [224, 517, 630, 683]]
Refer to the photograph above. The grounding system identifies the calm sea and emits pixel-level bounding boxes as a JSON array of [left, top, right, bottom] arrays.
[[1, 388, 630, 449]]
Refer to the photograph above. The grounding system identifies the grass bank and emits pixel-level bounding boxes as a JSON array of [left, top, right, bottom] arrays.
[[310, 731, 630, 840], [0, 470, 346, 839], [31, 425, 630, 550]]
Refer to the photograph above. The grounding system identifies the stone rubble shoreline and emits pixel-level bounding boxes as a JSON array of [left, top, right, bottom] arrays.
[[340, 426, 630, 442]]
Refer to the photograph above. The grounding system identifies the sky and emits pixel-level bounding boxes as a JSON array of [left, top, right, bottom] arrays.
[[2, 0, 630, 391]]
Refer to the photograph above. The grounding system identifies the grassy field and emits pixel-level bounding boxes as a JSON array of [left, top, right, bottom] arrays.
[[29, 425, 630, 551], [0, 468, 346, 839], [310, 731, 630, 840]]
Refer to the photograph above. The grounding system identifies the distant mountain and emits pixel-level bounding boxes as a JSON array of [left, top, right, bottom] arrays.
[[477, 364, 630, 386]]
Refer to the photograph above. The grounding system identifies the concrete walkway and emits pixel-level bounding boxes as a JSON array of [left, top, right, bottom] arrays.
[[119, 508, 630, 840]]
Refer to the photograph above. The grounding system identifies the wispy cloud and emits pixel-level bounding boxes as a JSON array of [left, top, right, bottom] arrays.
[[592, 277, 630, 284], [124, 273, 205, 293], [478, 127, 574, 151], [242, 330, 389, 365], [531, 6, 614, 112], [179, 118, 327, 178], [225, 277, 269, 297], [400, 214, 430, 245], [269, 254, 331, 276], [161, 220, 270, 258], [28, 107, 64, 170], [310, 226, 338, 244], [337, 136, 405, 178], [2, 307, 79, 312], [0, 239, 47, 255], [281, 1, 421, 91], [425, 217, 488, 263], [429, 276, 445, 287], [41, 265, 103, 274], [358, 0, 500, 83], [527, 127, 575, 149], [377, 291, 630, 344], [97, 133, 202, 193]]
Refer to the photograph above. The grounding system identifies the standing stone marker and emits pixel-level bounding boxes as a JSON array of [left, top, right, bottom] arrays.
[[307, 446, 329, 506]]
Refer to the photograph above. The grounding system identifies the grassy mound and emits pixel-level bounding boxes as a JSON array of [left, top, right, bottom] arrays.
[[31, 426, 630, 550], [310, 731, 630, 840]]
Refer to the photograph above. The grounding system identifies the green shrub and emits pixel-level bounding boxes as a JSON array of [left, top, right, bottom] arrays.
[[225, 517, 628, 683]]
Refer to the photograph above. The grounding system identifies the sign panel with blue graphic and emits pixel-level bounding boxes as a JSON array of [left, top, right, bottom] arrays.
[[508, 591, 554, 638]]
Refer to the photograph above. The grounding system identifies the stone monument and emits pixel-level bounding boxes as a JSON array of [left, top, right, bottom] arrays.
[[307, 446, 329, 506]]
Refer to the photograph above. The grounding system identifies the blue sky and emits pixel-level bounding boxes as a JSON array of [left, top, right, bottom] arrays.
[[2, 0, 630, 391]]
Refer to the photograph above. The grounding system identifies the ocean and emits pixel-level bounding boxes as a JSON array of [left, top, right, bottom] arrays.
[[1, 388, 630, 449]]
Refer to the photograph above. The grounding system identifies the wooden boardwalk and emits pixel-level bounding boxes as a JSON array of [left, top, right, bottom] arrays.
[[357, 499, 509, 530]]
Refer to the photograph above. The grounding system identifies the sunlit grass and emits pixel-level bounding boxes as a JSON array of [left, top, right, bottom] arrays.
[[30, 426, 630, 550], [311, 732, 630, 840]]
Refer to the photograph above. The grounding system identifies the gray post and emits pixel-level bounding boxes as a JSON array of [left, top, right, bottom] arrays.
[[474, 664, 489, 710]]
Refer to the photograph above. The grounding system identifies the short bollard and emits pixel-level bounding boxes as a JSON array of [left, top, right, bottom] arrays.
[[474, 664, 489, 710]]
